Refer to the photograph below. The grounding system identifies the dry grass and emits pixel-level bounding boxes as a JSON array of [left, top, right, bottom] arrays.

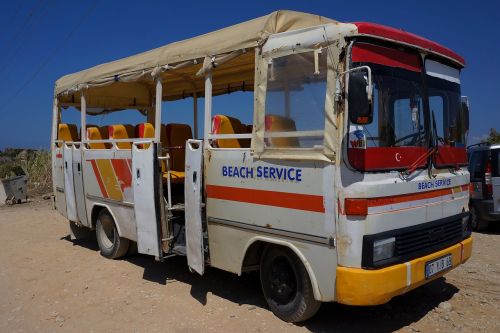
[[26, 150, 52, 195]]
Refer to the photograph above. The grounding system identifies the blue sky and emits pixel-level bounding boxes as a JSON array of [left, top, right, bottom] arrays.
[[0, 0, 498, 149]]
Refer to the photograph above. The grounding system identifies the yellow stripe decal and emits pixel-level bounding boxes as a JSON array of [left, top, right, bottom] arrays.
[[95, 159, 123, 201]]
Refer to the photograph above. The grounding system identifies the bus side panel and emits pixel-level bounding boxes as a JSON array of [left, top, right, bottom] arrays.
[[206, 223, 338, 301], [53, 145, 67, 218], [205, 149, 328, 236], [82, 149, 137, 240], [204, 148, 337, 301]]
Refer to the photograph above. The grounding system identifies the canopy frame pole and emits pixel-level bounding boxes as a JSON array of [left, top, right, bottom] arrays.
[[50, 97, 59, 146], [81, 91, 87, 141], [204, 73, 213, 141], [154, 78, 163, 141], [193, 92, 198, 139]]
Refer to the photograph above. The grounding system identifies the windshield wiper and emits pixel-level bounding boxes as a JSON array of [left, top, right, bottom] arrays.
[[400, 111, 439, 178], [400, 146, 437, 177]]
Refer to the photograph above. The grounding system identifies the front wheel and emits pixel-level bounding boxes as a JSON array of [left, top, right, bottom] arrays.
[[96, 210, 129, 259], [260, 245, 321, 322]]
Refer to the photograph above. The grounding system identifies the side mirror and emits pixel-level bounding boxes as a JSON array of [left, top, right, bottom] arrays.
[[347, 66, 373, 124], [461, 96, 470, 132]]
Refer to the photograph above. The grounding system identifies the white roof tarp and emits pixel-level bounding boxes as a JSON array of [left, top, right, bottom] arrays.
[[55, 10, 337, 98]]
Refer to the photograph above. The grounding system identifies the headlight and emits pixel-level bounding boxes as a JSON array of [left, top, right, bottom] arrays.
[[373, 237, 395, 262]]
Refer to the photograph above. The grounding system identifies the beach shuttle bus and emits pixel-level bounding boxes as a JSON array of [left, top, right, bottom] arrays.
[[51, 10, 472, 322]]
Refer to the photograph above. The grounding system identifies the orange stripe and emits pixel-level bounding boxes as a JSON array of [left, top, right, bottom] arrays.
[[111, 159, 132, 192], [90, 160, 108, 198], [206, 185, 324, 213], [366, 186, 465, 208]]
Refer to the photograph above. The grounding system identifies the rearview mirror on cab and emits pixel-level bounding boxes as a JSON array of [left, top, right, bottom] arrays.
[[346, 66, 373, 125]]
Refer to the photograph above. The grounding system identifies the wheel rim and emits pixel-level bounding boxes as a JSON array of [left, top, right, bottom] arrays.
[[98, 215, 115, 249], [268, 256, 297, 304]]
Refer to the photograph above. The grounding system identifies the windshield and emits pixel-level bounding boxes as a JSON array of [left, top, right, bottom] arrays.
[[426, 59, 467, 167], [348, 43, 428, 171], [348, 43, 466, 172]]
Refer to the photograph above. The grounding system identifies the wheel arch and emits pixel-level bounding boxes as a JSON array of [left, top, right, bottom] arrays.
[[240, 236, 322, 301], [90, 203, 123, 236]]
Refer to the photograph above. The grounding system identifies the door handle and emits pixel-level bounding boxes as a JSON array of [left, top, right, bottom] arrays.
[[65, 161, 67, 169], [77, 163, 81, 172], [193, 171, 197, 184], [136, 168, 141, 179]]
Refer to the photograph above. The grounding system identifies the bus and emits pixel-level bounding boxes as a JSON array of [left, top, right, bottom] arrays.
[[51, 10, 472, 322]]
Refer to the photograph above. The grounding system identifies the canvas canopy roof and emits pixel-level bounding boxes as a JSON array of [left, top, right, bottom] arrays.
[[56, 10, 338, 112]]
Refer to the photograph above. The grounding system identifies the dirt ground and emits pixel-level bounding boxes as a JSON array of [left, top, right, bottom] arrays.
[[0, 199, 499, 333]]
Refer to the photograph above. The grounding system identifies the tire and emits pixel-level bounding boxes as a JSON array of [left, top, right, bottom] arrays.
[[96, 210, 129, 259], [470, 204, 489, 231], [260, 245, 321, 323]]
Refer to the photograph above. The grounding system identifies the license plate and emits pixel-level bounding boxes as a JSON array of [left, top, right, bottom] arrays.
[[425, 254, 452, 279]]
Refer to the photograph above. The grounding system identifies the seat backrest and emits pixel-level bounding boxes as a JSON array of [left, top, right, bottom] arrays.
[[109, 124, 134, 149], [165, 123, 192, 172], [264, 115, 300, 148], [136, 123, 155, 149], [211, 115, 244, 148], [57, 123, 79, 146], [86, 126, 109, 149]]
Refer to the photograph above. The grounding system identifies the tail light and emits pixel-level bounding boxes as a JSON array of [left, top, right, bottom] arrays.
[[485, 159, 493, 198]]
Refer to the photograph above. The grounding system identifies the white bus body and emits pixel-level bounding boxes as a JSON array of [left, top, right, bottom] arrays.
[[51, 11, 472, 322]]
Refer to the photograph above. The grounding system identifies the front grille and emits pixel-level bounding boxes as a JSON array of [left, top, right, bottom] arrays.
[[362, 213, 468, 268], [395, 219, 463, 256]]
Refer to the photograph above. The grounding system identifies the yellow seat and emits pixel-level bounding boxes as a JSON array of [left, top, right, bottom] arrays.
[[164, 123, 193, 183], [86, 126, 109, 149], [57, 123, 79, 146], [109, 124, 134, 149], [265, 114, 299, 147], [135, 123, 155, 149], [211, 115, 251, 148]]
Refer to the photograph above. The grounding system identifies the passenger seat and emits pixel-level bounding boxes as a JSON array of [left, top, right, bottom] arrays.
[[211, 115, 251, 148], [57, 123, 79, 146], [165, 123, 193, 183], [86, 126, 110, 149], [264, 115, 299, 147], [109, 124, 134, 149]]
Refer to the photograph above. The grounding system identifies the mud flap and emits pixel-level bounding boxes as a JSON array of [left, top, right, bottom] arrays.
[[132, 143, 162, 257], [185, 140, 204, 275]]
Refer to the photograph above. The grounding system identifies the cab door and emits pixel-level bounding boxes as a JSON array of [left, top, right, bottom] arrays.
[[185, 140, 204, 275], [63, 144, 77, 222], [132, 142, 162, 257]]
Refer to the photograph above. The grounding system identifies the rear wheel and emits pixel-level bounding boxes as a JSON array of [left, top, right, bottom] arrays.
[[470, 204, 489, 231], [260, 245, 321, 322], [96, 210, 129, 259]]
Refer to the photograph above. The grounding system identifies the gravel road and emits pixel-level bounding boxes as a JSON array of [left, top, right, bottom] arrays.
[[1, 199, 499, 332]]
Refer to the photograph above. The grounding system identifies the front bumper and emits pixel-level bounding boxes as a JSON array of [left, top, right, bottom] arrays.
[[335, 236, 472, 306]]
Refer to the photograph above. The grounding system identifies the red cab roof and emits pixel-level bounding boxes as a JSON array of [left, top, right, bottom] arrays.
[[352, 22, 465, 67]]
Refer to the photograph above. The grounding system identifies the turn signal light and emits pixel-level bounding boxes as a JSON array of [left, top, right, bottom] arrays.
[[345, 198, 368, 216]]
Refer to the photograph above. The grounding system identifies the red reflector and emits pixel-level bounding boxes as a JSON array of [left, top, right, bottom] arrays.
[[345, 198, 368, 216], [356, 116, 370, 124]]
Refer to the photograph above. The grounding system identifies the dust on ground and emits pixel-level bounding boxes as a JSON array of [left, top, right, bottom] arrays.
[[1, 199, 499, 332]]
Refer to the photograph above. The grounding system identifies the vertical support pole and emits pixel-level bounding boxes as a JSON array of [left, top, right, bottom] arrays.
[[51, 96, 59, 146], [193, 92, 198, 139], [80, 92, 87, 141], [155, 78, 162, 141], [204, 73, 212, 141]]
